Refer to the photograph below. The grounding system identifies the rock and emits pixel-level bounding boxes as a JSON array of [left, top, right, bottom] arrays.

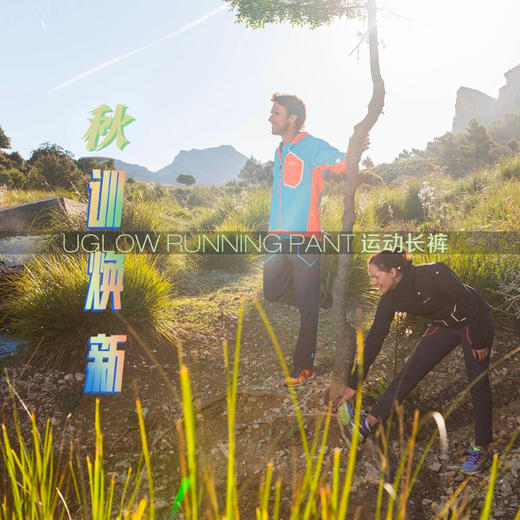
[[429, 462, 442, 472], [75, 373, 85, 381], [64, 374, 74, 382], [363, 462, 381, 485], [501, 482, 513, 496]]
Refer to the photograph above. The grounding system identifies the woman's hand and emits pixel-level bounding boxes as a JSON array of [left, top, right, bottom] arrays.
[[336, 387, 357, 408], [472, 347, 489, 362]]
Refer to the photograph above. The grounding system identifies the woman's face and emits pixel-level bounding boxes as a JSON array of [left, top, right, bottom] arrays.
[[368, 263, 402, 295]]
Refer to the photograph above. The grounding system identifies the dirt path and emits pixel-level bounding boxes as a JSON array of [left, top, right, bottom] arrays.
[[1, 267, 519, 518]]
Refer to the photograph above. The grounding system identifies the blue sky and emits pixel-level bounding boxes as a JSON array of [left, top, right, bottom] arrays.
[[1, 0, 520, 172]]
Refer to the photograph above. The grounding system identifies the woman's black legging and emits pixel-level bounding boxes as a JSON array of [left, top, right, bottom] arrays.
[[370, 311, 494, 446]]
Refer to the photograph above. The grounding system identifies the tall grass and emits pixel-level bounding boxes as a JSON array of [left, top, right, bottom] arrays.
[[0, 253, 176, 367], [498, 155, 520, 180], [191, 187, 269, 272], [2, 299, 519, 519], [0, 188, 80, 210]]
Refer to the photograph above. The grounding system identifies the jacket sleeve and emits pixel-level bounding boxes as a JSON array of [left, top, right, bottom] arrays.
[[313, 141, 346, 173], [348, 296, 395, 388], [432, 262, 486, 350]]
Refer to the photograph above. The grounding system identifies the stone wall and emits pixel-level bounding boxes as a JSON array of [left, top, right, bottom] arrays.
[[0, 197, 85, 233]]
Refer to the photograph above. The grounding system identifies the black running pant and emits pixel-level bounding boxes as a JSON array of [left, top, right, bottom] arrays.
[[370, 312, 494, 446], [263, 245, 321, 373]]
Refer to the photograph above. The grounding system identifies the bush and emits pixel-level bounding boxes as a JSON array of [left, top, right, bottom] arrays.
[[0, 167, 26, 189], [0, 253, 175, 367], [498, 155, 520, 179], [403, 183, 424, 222]]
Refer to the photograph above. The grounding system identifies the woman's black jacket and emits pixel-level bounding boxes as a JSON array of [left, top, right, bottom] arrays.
[[348, 262, 492, 388]]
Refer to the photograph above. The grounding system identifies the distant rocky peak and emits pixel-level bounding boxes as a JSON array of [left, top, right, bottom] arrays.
[[453, 63, 520, 134]]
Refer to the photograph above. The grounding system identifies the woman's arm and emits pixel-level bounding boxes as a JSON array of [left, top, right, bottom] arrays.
[[347, 296, 396, 390]]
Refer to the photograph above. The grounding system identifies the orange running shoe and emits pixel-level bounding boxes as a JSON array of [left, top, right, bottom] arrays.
[[283, 368, 315, 387]]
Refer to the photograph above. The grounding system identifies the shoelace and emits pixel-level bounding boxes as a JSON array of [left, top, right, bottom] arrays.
[[466, 449, 483, 464], [359, 413, 371, 433]]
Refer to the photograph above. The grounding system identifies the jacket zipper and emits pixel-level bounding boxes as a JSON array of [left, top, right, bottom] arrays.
[[278, 148, 283, 230]]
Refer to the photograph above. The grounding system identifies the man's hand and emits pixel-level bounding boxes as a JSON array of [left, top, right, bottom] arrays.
[[336, 387, 357, 408], [348, 135, 370, 154], [472, 348, 489, 362]]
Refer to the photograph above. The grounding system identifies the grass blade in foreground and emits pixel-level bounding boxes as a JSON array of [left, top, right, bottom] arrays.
[[179, 360, 199, 520], [479, 453, 498, 520]]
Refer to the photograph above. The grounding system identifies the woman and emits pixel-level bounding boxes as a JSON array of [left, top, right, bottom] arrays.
[[337, 249, 494, 474]]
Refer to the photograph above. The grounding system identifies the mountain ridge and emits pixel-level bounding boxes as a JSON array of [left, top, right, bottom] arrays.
[[114, 144, 247, 186]]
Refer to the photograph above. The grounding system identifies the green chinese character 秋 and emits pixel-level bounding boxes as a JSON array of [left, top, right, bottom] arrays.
[[83, 104, 135, 152]]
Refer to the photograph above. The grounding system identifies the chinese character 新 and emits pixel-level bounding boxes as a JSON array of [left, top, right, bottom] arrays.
[[84, 251, 125, 311], [83, 104, 135, 152], [87, 169, 126, 229], [84, 334, 126, 394]]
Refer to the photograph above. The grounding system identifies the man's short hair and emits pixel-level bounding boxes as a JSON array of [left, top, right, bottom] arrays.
[[271, 93, 306, 131]]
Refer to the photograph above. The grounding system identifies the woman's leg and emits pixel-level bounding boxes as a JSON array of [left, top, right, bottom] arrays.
[[461, 312, 494, 447], [369, 326, 460, 422]]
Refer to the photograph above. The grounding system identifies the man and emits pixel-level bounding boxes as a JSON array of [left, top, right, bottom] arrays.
[[263, 93, 354, 387]]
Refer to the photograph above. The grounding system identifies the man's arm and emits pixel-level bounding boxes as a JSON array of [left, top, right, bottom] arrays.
[[313, 141, 346, 172], [313, 136, 370, 173]]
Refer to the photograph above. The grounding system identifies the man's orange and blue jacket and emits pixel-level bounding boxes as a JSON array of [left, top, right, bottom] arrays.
[[268, 132, 346, 236]]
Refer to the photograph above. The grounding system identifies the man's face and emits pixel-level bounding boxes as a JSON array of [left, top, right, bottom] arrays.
[[269, 102, 295, 136]]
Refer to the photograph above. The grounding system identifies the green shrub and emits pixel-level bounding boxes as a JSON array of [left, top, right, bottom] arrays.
[[403, 183, 424, 222], [498, 155, 520, 179], [0, 253, 175, 367], [185, 184, 218, 208]]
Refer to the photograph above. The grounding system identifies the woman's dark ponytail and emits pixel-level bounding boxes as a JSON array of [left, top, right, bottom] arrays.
[[368, 248, 413, 273]]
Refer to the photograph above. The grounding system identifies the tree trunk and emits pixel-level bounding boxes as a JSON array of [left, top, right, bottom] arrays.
[[329, 0, 385, 401]]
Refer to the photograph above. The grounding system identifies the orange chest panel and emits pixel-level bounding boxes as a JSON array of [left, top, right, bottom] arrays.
[[283, 152, 304, 188]]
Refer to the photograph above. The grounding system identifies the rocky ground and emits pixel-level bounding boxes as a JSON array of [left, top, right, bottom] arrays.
[[1, 269, 519, 519]]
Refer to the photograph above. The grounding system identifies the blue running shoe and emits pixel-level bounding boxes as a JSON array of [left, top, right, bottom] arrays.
[[338, 401, 371, 442], [461, 447, 492, 475]]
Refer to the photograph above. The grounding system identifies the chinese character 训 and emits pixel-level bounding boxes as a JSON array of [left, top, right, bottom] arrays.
[[84, 251, 125, 311], [87, 169, 126, 229], [83, 104, 135, 152], [84, 334, 126, 394]]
